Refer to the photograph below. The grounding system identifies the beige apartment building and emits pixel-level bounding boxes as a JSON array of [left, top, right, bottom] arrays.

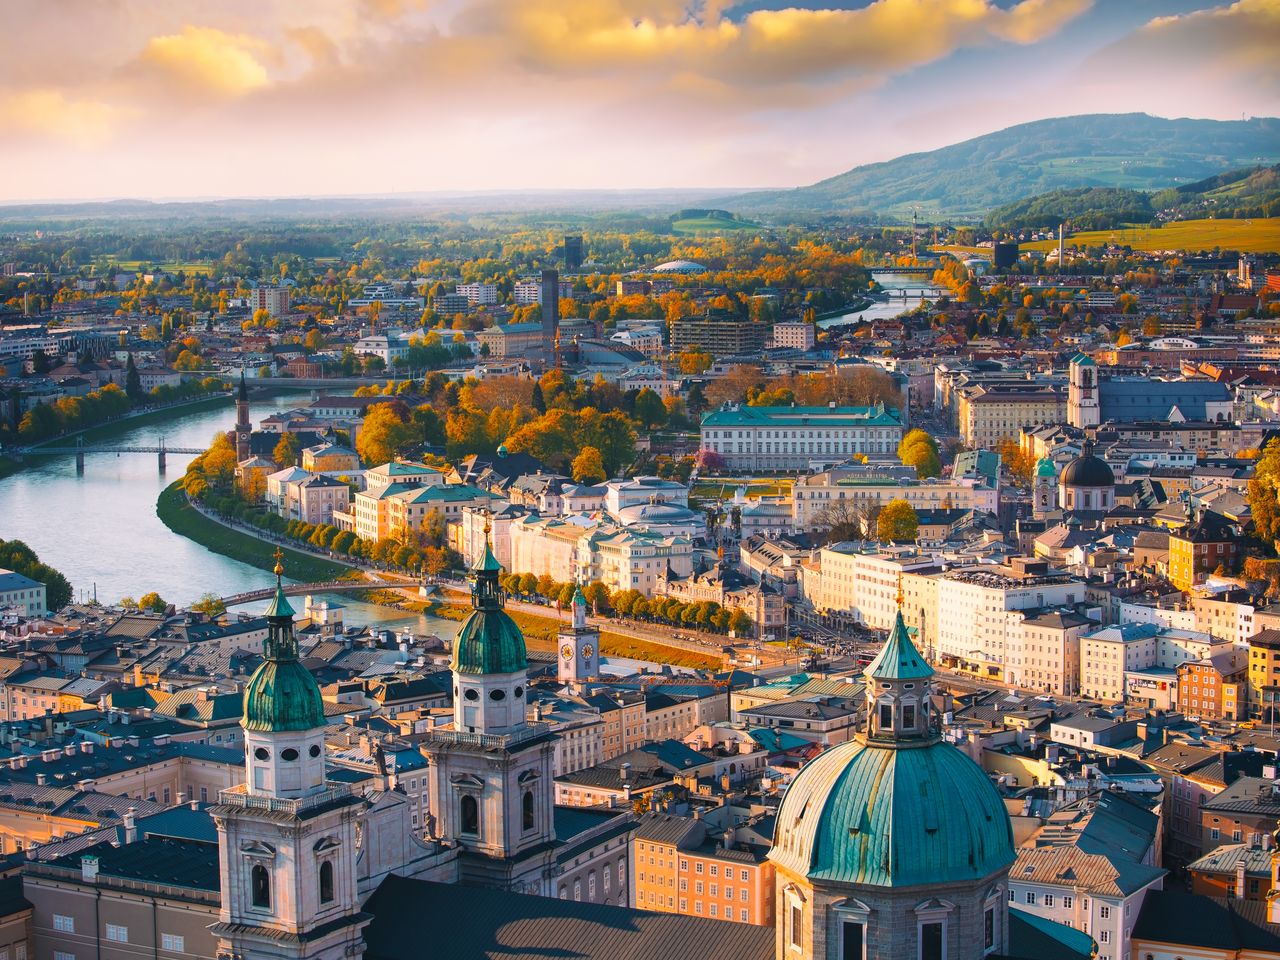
[[792, 469, 998, 531], [805, 547, 941, 631], [1003, 608, 1094, 696], [956, 384, 1065, 449]]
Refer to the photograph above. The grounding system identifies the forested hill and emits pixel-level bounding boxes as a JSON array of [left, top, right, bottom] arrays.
[[983, 188, 1153, 231], [720, 114, 1280, 218]]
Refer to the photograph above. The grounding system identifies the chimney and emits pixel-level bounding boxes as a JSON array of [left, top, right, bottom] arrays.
[[123, 807, 138, 844], [176, 791, 187, 806], [720, 772, 731, 792], [35, 773, 46, 786], [1236, 859, 1248, 900], [723, 827, 736, 850], [81, 854, 99, 883], [79, 741, 94, 754], [620, 762, 631, 782]]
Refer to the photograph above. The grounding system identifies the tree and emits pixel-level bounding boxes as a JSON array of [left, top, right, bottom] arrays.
[[1142, 315, 1163, 337], [1248, 439, 1280, 548], [124, 353, 143, 402], [356, 402, 412, 466], [632, 388, 667, 429], [518, 573, 538, 597], [897, 429, 941, 479], [138, 591, 168, 614], [877, 499, 919, 543], [582, 581, 611, 613], [572, 446, 606, 485], [273, 432, 302, 467], [192, 593, 227, 617], [0, 538, 71, 611], [728, 609, 753, 636]]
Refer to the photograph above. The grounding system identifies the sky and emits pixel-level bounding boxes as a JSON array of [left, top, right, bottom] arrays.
[[0, 0, 1276, 202]]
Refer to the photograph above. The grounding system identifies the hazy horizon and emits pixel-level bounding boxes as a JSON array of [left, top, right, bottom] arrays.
[[1, 0, 1276, 204]]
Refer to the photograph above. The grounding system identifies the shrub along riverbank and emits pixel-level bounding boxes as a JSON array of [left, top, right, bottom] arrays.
[[156, 482, 350, 581]]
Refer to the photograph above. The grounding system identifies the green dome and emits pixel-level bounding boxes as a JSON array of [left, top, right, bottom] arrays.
[[1036, 457, 1057, 478], [450, 538, 527, 675], [451, 608, 528, 675], [242, 657, 327, 732], [770, 738, 1014, 888]]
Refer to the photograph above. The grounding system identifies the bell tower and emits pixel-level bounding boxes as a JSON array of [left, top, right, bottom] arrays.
[[423, 528, 558, 893], [235, 368, 252, 462], [1067, 354, 1100, 428], [211, 553, 368, 960], [557, 585, 599, 689], [1032, 457, 1056, 519]]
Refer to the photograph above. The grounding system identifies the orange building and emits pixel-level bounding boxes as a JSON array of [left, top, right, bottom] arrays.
[[632, 811, 775, 926], [1188, 841, 1274, 901], [1177, 649, 1248, 721], [1169, 512, 1239, 591]]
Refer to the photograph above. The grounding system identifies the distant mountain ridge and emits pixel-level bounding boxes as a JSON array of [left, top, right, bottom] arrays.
[[719, 114, 1280, 219]]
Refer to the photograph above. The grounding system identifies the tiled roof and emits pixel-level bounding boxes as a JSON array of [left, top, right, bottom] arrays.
[[1012, 845, 1164, 897]]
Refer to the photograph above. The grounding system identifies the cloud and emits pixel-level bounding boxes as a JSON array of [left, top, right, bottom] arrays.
[[131, 25, 275, 98], [0, 88, 124, 146], [1082, 0, 1280, 115]]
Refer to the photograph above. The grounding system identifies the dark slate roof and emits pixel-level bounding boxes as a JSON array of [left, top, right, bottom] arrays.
[[1098, 379, 1230, 422], [1132, 889, 1280, 952], [363, 875, 775, 960], [1005, 907, 1094, 960], [47, 836, 221, 891]]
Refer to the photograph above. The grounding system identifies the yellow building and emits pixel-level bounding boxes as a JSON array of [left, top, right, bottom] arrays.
[[1168, 513, 1239, 592], [1247, 628, 1280, 721], [956, 384, 1065, 449], [302, 441, 360, 473]]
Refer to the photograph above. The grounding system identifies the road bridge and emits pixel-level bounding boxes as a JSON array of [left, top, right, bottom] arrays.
[[19, 437, 204, 472]]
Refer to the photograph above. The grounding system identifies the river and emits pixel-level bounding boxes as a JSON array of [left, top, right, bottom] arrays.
[[819, 272, 942, 328], [0, 395, 461, 640]]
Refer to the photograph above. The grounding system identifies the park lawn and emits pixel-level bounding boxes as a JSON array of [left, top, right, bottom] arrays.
[[107, 260, 216, 274], [672, 216, 761, 235], [1021, 217, 1280, 254], [156, 482, 350, 581], [692, 477, 794, 501]]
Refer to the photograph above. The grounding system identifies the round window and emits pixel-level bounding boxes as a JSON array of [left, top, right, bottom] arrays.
[[309, 744, 321, 758], [514, 686, 524, 698], [281, 748, 299, 761], [490, 689, 506, 701], [464, 688, 479, 701], [254, 747, 269, 761]]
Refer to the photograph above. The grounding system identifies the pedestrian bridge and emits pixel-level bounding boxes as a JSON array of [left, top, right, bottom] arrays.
[[220, 578, 402, 607]]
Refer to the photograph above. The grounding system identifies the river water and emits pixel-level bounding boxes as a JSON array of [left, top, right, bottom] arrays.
[[819, 272, 942, 328], [0, 395, 460, 640]]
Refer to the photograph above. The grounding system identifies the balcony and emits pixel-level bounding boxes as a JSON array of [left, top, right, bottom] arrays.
[[216, 784, 354, 815], [430, 722, 550, 750]]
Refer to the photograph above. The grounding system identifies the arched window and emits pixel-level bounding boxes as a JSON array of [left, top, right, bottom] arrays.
[[251, 864, 271, 909], [522, 791, 535, 831], [319, 860, 334, 904], [461, 795, 479, 835]]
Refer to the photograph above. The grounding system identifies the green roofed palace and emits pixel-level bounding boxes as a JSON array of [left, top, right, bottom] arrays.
[[700, 402, 905, 472]]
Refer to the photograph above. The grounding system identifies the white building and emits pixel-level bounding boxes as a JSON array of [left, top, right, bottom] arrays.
[[0, 569, 47, 616], [806, 547, 939, 630], [769, 321, 816, 351], [701, 403, 905, 472], [248, 285, 290, 316], [1079, 622, 1227, 702], [456, 283, 499, 306], [514, 278, 573, 305], [934, 559, 1086, 681]]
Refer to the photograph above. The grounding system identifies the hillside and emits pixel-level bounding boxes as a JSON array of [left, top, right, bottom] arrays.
[[720, 114, 1280, 219], [983, 187, 1154, 231], [1152, 163, 1280, 219]]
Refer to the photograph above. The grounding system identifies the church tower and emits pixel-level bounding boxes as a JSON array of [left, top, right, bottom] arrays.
[[211, 554, 369, 960], [423, 530, 557, 894], [235, 368, 252, 462], [1067, 354, 1100, 428], [557, 585, 599, 689], [1032, 456, 1056, 519]]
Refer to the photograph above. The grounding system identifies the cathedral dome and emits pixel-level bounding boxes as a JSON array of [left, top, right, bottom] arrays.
[[1060, 442, 1114, 488], [769, 735, 1014, 888]]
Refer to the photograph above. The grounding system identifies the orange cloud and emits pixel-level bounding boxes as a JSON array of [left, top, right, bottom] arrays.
[[0, 88, 125, 147], [133, 25, 274, 98]]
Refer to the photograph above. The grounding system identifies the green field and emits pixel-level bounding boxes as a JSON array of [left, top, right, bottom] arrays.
[[156, 482, 350, 581], [106, 260, 215, 274], [1022, 217, 1280, 254], [671, 215, 761, 235]]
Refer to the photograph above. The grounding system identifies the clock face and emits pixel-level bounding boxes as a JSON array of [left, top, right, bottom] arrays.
[[581, 645, 594, 659], [560, 644, 574, 660]]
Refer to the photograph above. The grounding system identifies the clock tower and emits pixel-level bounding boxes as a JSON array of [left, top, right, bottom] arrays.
[[557, 585, 599, 689]]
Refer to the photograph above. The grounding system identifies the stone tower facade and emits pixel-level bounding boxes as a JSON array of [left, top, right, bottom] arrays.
[[557, 585, 599, 688], [211, 558, 369, 960], [1067, 354, 1100, 428], [423, 537, 557, 894], [1032, 457, 1056, 519], [235, 368, 252, 462]]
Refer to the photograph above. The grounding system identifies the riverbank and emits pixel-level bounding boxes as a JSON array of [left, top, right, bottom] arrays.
[[156, 482, 350, 581]]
